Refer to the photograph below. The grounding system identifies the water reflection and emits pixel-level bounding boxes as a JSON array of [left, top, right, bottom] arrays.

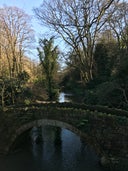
[[0, 126, 106, 171], [59, 92, 72, 102], [30, 126, 106, 171]]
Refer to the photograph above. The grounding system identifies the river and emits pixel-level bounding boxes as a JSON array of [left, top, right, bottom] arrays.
[[0, 93, 106, 171]]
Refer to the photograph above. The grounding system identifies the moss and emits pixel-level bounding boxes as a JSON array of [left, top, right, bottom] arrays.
[[77, 119, 89, 128], [116, 116, 128, 125]]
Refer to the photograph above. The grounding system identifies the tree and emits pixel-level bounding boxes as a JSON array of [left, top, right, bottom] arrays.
[[0, 74, 31, 107], [0, 6, 34, 78], [121, 26, 128, 52], [0, 78, 6, 109], [94, 30, 118, 82], [37, 37, 59, 100], [114, 55, 128, 107], [107, 1, 128, 51], [34, 0, 118, 85], [0, 6, 35, 106]]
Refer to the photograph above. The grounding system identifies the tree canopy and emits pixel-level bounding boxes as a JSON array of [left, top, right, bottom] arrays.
[[34, 0, 118, 84]]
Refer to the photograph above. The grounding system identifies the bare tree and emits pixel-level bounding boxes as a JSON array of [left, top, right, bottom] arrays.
[[0, 6, 35, 78], [107, 1, 128, 50], [34, 0, 118, 84]]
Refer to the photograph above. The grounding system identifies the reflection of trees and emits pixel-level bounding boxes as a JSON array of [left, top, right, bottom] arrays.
[[54, 126, 62, 166], [30, 127, 44, 159], [31, 126, 62, 161], [54, 127, 62, 146], [80, 138, 87, 155]]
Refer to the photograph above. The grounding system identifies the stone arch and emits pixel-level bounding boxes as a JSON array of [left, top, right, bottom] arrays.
[[8, 119, 92, 153]]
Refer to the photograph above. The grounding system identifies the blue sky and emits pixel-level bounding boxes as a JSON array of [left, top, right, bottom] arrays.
[[0, 0, 42, 14], [0, 0, 46, 60], [0, 0, 44, 32]]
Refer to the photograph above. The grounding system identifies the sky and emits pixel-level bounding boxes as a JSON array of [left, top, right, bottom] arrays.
[[0, 0, 42, 14], [0, 0, 46, 61]]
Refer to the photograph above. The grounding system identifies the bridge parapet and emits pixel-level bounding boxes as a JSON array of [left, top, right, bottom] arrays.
[[0, 103, 128, 170]]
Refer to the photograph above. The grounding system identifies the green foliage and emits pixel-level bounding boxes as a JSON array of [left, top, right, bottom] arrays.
[[95, 81, 123, 107], [116, 116, 128, 126], [115, 55, 128, 85], [17, 71, 30, 83], [94, 38, 118, 80], [94, 43, 111, 79], [0, 71, 31, 108], [66, 40, 128, 109], [83, 90, 97, 105], [37, 37, 59, 100], [77, 119, 89, 128], [24, 99, 31, 105]]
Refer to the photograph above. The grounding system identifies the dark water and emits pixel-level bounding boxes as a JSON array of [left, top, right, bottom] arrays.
[[0, 93, 106, 171], [0, 126, 105, 171]]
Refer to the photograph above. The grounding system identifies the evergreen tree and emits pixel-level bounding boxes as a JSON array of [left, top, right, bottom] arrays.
[[37, 37, 59, 100]]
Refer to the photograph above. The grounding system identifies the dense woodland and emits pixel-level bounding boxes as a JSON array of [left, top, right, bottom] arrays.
[[0, 0, 128, 110]]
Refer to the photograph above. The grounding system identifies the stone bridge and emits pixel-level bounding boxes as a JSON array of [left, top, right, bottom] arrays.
[[0, 102, 128, 170]]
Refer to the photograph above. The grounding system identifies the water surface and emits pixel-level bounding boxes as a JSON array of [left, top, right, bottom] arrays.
[[0, 126, 105, 171]]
